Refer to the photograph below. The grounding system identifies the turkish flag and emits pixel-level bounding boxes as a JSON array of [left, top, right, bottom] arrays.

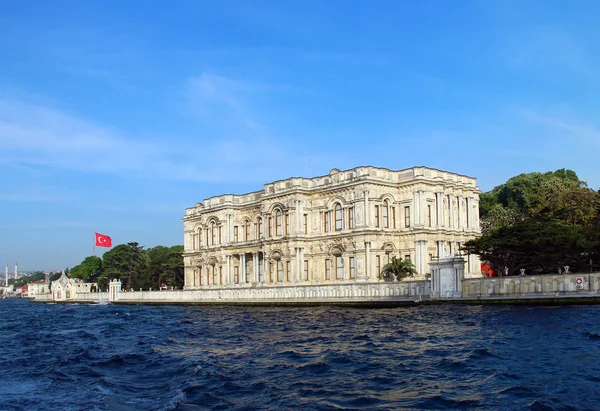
[[95, 232, 112, 247]]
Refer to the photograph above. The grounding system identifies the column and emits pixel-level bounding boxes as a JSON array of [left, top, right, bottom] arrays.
[[296, 247, 301, 282], [226, 255, 231, 285], [421, 240, 427, 275], [253, 253, 259, 282], [457, 196, 463, 229], [263, 252, 268, 283], [300, 248, 305, 281], [437, 240, 445, 258], [295, 200, 302, 234], [365, 241, 371, 280], [466, 197, 473, 230], [364, 190, 370, 227], [240, 254, 246, 284], [448, 195, 454, 229], [436, 192, 444, 228], [419, 191, 425, 226], [413, 191, 419, 226]]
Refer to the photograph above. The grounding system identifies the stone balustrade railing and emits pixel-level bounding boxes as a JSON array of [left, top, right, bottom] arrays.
[[462, 272, 600, 297]]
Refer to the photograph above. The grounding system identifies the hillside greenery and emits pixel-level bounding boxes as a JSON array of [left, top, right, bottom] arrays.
[[463, 169, 600, 275]]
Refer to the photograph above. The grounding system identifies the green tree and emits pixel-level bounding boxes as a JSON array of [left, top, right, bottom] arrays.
[[463, 218, 591, 275], [70, 256, 102, 282], [146, 245, 184, 289], [381, 257, 417, 280], [101, 242, 148, 290]]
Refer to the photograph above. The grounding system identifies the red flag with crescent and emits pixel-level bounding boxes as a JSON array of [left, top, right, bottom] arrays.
[[95, 232, 112, 247]]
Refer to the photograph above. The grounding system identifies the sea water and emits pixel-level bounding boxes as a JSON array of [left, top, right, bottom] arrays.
[[1, 299, 599, 410]]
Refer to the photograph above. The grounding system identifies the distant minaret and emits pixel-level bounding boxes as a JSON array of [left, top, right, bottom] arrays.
[[14, 262, 18, 282], [4, 263, 7, 287]]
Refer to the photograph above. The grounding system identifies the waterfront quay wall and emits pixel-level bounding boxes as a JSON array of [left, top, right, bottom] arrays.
[[462, 272, 600, 297], [68, 280, 431, 304]]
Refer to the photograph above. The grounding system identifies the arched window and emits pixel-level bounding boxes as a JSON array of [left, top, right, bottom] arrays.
[[383, 200, 389, 228], [257, 217, 263, 239], [275, 210, 282, 236], [211, 222, 217, 245], [245, 220, 250, 241], [335, 203, 343, 231]]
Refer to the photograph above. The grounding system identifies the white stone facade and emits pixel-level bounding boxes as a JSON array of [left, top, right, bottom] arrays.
[[51, 272, 98, 301], [182, 166, 482, 291]]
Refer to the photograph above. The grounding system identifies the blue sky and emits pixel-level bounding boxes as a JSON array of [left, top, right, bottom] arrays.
[[1, 0, 599, 272]]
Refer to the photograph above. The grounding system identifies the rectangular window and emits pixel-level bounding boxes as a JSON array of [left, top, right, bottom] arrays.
[[245, 223, 250, 241], [375, 205, 380, 228], [427, 205, 432, 227], [277, 261, 284, 282], [212, 227, 217, 245], [324, 212, 330, 233], [336, 256, 344, 279], [218, 226, 222, 244], [304, 260, 308, 281], [219, 266, 223, 285], [349, 257, 355, 279], [234, 226, 238, 242], [245, 259, 251, 283], [383, 204, 389, 228], [258, 219, 263, 239], [268, 217, 272, 237], [348, 207, 354, 229], [325, 259, 331, 280], [286, 261, 291, 281], [376, 255, 380, 278], [404, 206, 410, 227], [335, 206, 343, 231], [303, 214, 308, 234], [234, 266, 239, 284], [285, 214, 289, 235], [258, 259, 263, 282], [276, 212, 282, 236], [392, 207, 396, 228]]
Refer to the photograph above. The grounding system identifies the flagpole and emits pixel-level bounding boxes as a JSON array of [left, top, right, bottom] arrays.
[[93, 232, 96, 257]]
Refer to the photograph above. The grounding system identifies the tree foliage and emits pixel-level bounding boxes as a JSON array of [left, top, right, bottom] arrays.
[[70, 256, 102, 282], [101, 242, 149, 290], [64, 242, 184, 290], [381, 257, 417, 280], [467, 168, 600, 275]]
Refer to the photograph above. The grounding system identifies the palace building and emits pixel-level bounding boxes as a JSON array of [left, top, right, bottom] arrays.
[[182, 166, 482, 290]]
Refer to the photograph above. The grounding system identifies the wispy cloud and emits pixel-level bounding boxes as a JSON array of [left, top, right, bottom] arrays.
[[508, 26, 591, 79], [187, 73, 265, 130], [518, 108, 600, 149], [0, 194, 59, 202], [0, 90, 312, 184]]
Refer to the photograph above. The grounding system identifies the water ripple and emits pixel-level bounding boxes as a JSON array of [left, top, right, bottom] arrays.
[[1, 301, 599, 410]]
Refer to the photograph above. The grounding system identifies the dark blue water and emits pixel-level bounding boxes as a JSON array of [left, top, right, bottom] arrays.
[[1, 300, 599, 410]]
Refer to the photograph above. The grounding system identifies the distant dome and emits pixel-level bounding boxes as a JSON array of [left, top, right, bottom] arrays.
[[329, 168, 341, 175]]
